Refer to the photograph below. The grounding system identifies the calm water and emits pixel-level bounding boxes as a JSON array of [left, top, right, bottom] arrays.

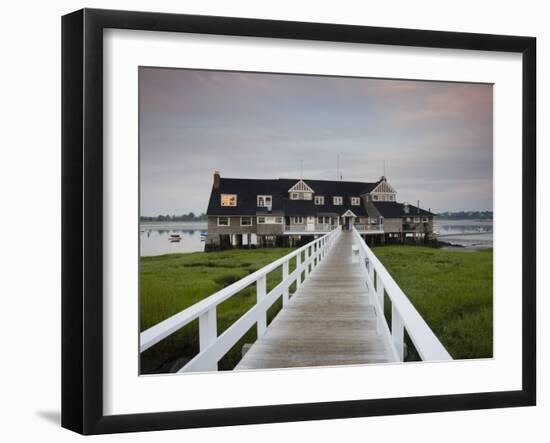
[[140, 219, 494, 255], [434, 219, 493, 248], [140, 222, 208, 256]]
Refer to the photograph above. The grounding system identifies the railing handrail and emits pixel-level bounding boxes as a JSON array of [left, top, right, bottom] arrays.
[[352, 226, 452, 361], [284, 224, 337, 232], [354, 223, 383, 231], [140, 227, 341, 354]]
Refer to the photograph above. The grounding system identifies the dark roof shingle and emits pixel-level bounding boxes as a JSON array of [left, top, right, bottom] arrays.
[[373, 202, 434, 217], [207, 177, 377, 216]]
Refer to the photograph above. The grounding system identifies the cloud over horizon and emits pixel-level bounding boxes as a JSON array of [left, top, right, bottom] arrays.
[[140, 68, 493, 215]]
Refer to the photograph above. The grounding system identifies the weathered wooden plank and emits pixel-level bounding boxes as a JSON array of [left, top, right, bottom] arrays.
[[235, 232, 395, 370]]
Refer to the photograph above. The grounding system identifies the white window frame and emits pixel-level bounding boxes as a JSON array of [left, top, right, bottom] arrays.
[[333, 196, 343, 205], [314, 195, 324, 205], [220, 194, 237, 207], [422, 216, 429, 223], [240, 216, 252, 226], [258, 216, 283, 224], [292, 216, 304, 224], [351, 197, 361, 206], [414, 216, 420, 223], [257, 195, 272, 207], [373, 195, 379, 201], [217, 216, 230, 226], [290, 192, 299, 200]]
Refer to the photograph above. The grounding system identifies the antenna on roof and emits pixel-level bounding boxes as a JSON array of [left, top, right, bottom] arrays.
[[300, 159, 303, 180], [383, 160, 386, 177], [336, 154, 339, 181]]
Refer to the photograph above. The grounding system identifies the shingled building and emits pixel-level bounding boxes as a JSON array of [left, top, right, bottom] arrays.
[[205, 171, 434, 249]]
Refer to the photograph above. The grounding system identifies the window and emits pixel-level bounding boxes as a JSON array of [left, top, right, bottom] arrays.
[[317, 216, 323, 224], [370, 218, 378, 224], [290, 192, 299, 200], [221, 194, 237, 206], [303, 192, 312, 200], [292, 216, 304, 224], [413, 216, 420, 223], [351, 197, 361, 206], [389, 195, 395, 201], [406, 217, 411, 222], [240, 216, 252, 226], [422, 217, 429, 223], [217, 217, 230, 226], [373, 195, 379, 201], [333, 196, 343, 205], [257, 195, 272, 207], [258, 216, 282, 224], [314, 195, 324, 205]]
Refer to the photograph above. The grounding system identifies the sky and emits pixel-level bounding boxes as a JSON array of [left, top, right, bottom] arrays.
[[139, 67, 493, 215]]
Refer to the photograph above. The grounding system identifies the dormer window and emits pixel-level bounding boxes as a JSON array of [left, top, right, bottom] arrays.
[[373, 195, 379, 201], [314, 195, 324, 205], [351, 197, 360, 206], [221, 194, 237, 206], [333, 196, 343, 205], [288, 180, 315, 201], [257, 195, 272, 207]]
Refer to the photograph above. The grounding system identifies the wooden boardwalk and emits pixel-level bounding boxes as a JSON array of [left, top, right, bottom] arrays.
[[235, 231, 395, 370]]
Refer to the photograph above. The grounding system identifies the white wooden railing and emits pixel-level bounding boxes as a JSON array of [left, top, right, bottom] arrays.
[[354, 223, 384, 232], [285, 224, 338, 233], [351, 226, 452, 362], [140, 226, 342, 372]]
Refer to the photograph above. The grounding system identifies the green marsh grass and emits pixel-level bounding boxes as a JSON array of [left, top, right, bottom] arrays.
[[140, 248, 294, 373], [372, 245, 493, 361]]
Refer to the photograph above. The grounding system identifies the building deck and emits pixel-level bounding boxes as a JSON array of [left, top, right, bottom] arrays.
[[235, 231, 394, 370]]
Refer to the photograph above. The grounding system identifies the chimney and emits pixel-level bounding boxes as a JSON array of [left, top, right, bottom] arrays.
[[213, 170, 220, 189]]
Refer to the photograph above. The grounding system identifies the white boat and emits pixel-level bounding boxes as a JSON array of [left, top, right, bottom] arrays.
[[169, 234, 182, 242]]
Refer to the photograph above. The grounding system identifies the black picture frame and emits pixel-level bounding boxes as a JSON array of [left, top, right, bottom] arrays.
[[61, 8, 536, 435]]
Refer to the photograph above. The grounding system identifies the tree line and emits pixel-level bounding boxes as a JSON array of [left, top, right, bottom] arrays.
[[435, 211, 493, 220], [140, 212, 207, 222]]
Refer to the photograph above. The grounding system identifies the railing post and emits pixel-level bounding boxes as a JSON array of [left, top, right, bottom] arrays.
[[376, 272, 385, 334], [305, 246, 310, 278], [199, 307, 218, 370], [256, 274, 267, 336], [297, 253, 302, 289], [282, 260, 289, 306], [391, 305, 405, 361]]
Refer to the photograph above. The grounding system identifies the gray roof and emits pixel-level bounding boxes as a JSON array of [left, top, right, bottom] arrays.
[[206, 176, 434, 218], [207, 177, 378, 216]]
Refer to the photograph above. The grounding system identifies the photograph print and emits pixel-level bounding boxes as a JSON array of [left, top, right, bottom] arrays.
[[139, 67, 493, 375]]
